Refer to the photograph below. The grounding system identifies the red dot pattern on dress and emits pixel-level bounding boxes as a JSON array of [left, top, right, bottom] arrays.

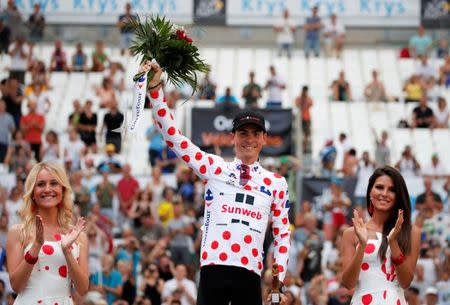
[[54, 234, 61, 241], [361, 263, 369, 271], [365, 244, 375, 254], [241, 256, 249, 265], [214, 167, 222, 175], [273, 209, 281, 217], [208, 156, 214, 165], [211, 241, 219, 249], [383, 291, 387, 299], [258, 262, 262, 269], [182, 155, 190, 162], [264, 178, 272, 185], [168, 127, 176, 135], [199, 165, 207, 174], [59, 265, 67, 278], [231, 244, 240, 252], [282, 218, 288, 225], [278, 191, 285, 199], [195, 152, 203, 160], [273, 228, 280, 235], [45, 266, 49, 270], [42, 245, 54, 255], [279, 246, 288, 253], [362, 294, 373, 305], [222, 231, 231, 240], [244, 235, 252, 244], [150, 91, 159, 99], [397, 299, 401, 305], [157, 109, 166, 117], [278, 265, 284, 272], [180, 141, 188, 149], [202, 252, 207, 260], [252, 248, 258, 257], [219, 253, 228, 261]]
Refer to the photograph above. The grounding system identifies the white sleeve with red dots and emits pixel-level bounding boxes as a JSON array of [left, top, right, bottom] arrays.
[[271, 177, 291, 282], [149, 88, 213, 180]]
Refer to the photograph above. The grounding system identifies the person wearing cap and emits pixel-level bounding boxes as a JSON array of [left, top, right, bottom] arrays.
[[424, 287, 438, 305], [141, 61, 290, 305]]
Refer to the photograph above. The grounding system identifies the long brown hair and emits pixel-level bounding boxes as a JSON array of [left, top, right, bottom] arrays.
[[366, 166, 412, 262]]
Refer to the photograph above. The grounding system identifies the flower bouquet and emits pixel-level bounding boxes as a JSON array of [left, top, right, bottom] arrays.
[[128, 15, 210, 92]]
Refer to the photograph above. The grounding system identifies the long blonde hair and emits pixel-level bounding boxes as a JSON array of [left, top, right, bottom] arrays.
[[20, 162, 74, 243]]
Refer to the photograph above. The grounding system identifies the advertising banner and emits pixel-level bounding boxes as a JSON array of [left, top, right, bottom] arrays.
[[226, 0, 420, 27], [194, 0, 226, 25], [1, 0, 193, 24], [421, 0, 450, 28], [191, 107, 293, 156]]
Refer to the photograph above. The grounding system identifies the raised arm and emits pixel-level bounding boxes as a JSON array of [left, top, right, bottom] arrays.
[[144, 61, 220, 180]]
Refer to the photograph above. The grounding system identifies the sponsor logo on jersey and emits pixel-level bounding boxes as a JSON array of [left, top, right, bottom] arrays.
[[221, 204, 262, 220], [205, 189, 213, 207]]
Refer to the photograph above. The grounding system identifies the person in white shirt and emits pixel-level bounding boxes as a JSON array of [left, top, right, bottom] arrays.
[[161, 264, 196, 305], [273, 9, 296, 58], [323, 14, 345, 58], [422, 153, 447, 179], [265, 65, 286, 108]]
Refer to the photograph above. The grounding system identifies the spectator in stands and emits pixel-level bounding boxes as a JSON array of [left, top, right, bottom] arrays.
[[95, 165, 116, 221], [0, 18, 11, 54], [20, 100, 44, 161], [353, 151, 376, 208], [265, 65, 286, 108], [374, 130, 391, 166], [156, 147, 178, 174], [50, 39, 69, 72], [409, 25, 432, 58], [161, 264, 196, 305], [323, 13, 345, 58], [72, 42, 88, 72], [158, 187, 175, 228], [1, 0, 23, 40], [215, 87, 239, 109], [424, 287, 439, 305], [436, 38, 448, 59], [416, 56, 436, 83], [435, 97, 449, 128], [71, 171, 90, 217], [304, 5, 322, 58], [4, 129, 31, 170], [197, 73, 216, 100], [146, 165, 166, 212], [167, 200, 195, 265], [146, 119, 166, 167], [101, 100, 124, 153], [116, 260, 136, 305], [3, 77, 23, 128], [92, 40, 109, 72], [405, 286, 421, 305], [395, 145, 421, 177], [436, 270, 450, 304], [29, 60, 49, 88], [411, 95, 435, 128], [273, 9, 296, 58], [242, 71, 262, 109], [0, 99, 15, 163], [331, 71, 352, 101], [9, 36, 29, 84], [90, 254, 123, 305], [117, 2, 136, 56], [295, 85, 313, 149], [404, 74, 424, 103], [342, 167, 420, 304], [97, 144, 123, 174], [117, 164, 140, 225], [319, 137, 337, 178], [364, 70, 387, 102], [341, 148, 358, 177], [27, 80, 50, 115], [96, 76, 117, 109], [68, 99, 83, 129], [64, 128, 86, 172], [140, 263, 164, 305], [5, 184, 23, 229], [422, 153, 447, 179], [78, 100, 98, 153], [39, 130, 59, 163], [27, 3, 45, 44], [439, 54, 450, 88], [106, 62, 125, 92]]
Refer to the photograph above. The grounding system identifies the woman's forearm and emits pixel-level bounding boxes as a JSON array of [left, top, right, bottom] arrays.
[[63, 249, 89, 296], [341, 243, 366, 289]]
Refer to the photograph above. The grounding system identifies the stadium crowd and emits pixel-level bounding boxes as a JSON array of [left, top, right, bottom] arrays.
[[0, 2, 449, 305]]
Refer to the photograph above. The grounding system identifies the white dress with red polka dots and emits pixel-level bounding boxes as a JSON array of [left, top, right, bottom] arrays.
[[14, 237, 80, 305], [149, 89, 291, 281], [351, 232, 407, 305]]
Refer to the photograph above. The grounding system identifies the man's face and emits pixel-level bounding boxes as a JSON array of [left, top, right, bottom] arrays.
[[232, 125, 266, 163]]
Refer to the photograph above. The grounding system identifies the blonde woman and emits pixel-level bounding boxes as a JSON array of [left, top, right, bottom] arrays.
[[6, 161, 89, 304]]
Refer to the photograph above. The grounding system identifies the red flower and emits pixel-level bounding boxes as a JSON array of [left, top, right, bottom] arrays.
[[185, 37, 193, 43], [176, 29, 186, 40]]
